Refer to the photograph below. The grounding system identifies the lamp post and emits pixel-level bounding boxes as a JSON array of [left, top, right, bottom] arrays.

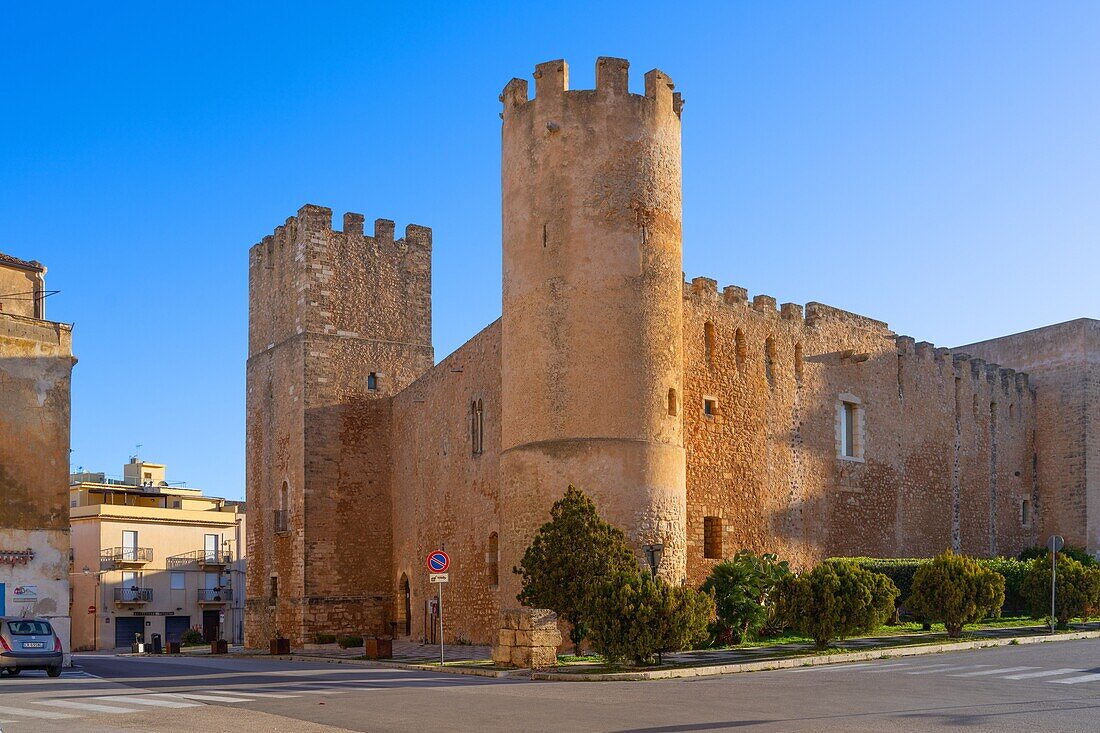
[[643, 543, 664, 579]]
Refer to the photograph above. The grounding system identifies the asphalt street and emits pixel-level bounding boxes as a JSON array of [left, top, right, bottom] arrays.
[[0, 639, 1098, 732]]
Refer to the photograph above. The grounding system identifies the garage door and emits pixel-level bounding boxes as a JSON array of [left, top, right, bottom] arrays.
[[165, 616, 191, 645], [114, 617, 145, 648]]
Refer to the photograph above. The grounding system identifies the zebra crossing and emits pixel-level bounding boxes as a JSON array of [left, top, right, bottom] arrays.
[[0, 668, 397, 724], [798, 659, 1100, 685]]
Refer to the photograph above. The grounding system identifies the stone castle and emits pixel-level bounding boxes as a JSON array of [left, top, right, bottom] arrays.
[[246, 58, 1095, 647]]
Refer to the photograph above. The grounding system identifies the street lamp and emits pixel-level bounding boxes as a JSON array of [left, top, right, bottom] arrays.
[[643, 543, 664, 579]]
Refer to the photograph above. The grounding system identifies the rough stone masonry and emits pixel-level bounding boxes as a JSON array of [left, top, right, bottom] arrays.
[[245, 57, 1092, 648]]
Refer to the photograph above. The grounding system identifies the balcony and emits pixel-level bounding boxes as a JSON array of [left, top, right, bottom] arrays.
[[114, 587, 152, 605], [197, 588, 232, 605], [101, 546, 153, 569], [166, 549, 233, 571], [274, 509, 289, 533]]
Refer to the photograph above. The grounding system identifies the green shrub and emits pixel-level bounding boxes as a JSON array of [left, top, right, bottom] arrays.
[[585, 569, 714, 665], [337, 635, 363, 648], [776, 560, 899, 649], [180, 628, 205, 646], [907, 551, 1005, 637], [1019, 544, 1097, 567], [515, 485, 639, 654], [311, 633, 337, 645], [980, 557, 1029, 613], [1020, 555, 1100, 628], [700, 550, 791, 645]]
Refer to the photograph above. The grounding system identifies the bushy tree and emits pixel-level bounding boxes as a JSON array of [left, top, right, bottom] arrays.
[[1020, 555, 1100, 628], [585, 569, 714, 665], [700, 550, 791, 645], [907, 550, 1005, 637], [776, 560, 899, 650], [514, 485, 638, 654]]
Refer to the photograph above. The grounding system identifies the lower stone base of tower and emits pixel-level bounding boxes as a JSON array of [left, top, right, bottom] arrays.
[[498, 437, 687, 606]]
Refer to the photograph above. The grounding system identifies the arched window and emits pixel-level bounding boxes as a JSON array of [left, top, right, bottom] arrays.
[[471, 399, 484, 455], [703, 321, 716, 367], [794, 343, 804, 384], [487, 533, 499, 587], [734, 328, 746, 372], [764, 337, 776, 388]]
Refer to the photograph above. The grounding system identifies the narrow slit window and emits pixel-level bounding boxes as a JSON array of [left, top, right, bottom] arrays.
[[1021, 499, 1031, 526], [471, 399, 484, 455], [764, 337, 776, 388], [367, 372, 378, 391], [667, 388, 678, 416], [704, 321, 716, 367], [838, 398, 863, 460]]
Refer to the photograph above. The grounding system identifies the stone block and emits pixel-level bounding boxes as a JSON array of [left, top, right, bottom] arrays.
[[491, 644, 513, 665], [498, 629, 516, 647]]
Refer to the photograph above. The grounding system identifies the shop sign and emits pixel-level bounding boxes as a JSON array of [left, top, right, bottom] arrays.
[[13, 585, 37, 601]]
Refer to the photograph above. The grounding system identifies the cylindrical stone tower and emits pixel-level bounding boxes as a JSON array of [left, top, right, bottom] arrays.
[[499, 57, 687, 602]]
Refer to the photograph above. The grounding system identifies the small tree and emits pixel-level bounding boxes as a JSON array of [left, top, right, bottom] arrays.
[[585, 568, 714, 665], [514, 485, 638, 654], [776, 560, 899, 650], [907, 550, 1005, 638], [1021, 555, 1100, 628], [700, 550, 791, 645]]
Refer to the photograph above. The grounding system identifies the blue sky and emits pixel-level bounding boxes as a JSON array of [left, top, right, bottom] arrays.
[[2, 3, 1097, 501]]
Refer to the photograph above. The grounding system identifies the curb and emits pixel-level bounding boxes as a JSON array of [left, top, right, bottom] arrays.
[[529, 629, 1100, 681], [240, 653, 516, 679]]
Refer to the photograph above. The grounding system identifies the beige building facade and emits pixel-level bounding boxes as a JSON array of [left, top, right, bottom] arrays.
[[246, 58, 1087, 648], [0, 251, 74, 662], [70, 459, 245, 650]]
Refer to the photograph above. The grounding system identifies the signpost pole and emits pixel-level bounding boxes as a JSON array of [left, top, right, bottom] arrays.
[[438, 580, 444, 666], [1051, 546, 1057, 634]]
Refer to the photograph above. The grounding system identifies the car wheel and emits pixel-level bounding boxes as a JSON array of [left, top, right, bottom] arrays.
[[7, 669, 20, 677], [47, 666, 62, 678]]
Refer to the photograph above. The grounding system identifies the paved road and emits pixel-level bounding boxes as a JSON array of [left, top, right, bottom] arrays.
[[0, 640, 1098, 731]]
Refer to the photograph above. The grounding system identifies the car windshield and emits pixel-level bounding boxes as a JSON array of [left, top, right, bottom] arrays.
[[7, 620, 53, 636]]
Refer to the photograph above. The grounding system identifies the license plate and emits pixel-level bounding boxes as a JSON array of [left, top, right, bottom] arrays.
[[21, 642, 44, 648]]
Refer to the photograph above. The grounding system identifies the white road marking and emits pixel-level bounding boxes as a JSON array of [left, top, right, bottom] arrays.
[[1003, 668, 1083, 680], [93, 695, 202, 708], [167, 692, 255, 703], [949, 667, 1037, 677], [860, 663, 915, 672], [0, 706, 76, 720], [1052, 673, 1100, 685], [224, 691, 302, 698], [37, 699, 140, 714], [908, 665, 989, 675], [793, 663, 876, 672]]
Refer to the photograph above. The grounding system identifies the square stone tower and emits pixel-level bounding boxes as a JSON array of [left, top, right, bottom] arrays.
[[246, 205, 432, 645]]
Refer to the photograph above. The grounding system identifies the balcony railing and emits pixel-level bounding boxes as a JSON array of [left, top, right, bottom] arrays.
[[101, 547, 153, 566], [166, 549, 233, 570], [197, 588, 232, 603], [114, 587, 152, 603], [274, 509, 289, 533]]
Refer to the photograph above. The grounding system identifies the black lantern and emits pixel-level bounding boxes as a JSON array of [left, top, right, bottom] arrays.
[[643, 543, 664, 578]]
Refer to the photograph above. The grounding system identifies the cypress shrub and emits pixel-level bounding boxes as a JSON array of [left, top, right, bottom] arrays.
[[907, 551, 1005, 637], [776, 560, 899, 649]]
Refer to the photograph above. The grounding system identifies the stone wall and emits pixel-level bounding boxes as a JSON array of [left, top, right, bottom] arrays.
[[959, 319, 1100, 552], [390, 321, 501, 644], [682, 279, 1038, 583]]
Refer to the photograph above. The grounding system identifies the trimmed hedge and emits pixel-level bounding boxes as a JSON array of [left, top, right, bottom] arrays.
[[837, 557, 1029, 615]]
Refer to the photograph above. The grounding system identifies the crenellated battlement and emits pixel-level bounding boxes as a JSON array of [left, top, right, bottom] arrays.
[[500, 57, 683, 119], [896, 336, 1033, 391], [683, 275, 890, 331]]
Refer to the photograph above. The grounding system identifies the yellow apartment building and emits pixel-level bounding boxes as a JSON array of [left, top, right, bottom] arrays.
[[69, 459, 246, 650]]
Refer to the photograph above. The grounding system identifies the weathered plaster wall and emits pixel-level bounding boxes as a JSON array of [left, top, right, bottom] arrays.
[[0, 307, 74, 661]]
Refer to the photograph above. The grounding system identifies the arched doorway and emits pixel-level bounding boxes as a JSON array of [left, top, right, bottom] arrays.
[[400, 574, 411, 636]]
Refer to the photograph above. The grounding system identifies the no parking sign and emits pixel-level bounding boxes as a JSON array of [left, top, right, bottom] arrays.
[[426, 550, 449, 573]]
